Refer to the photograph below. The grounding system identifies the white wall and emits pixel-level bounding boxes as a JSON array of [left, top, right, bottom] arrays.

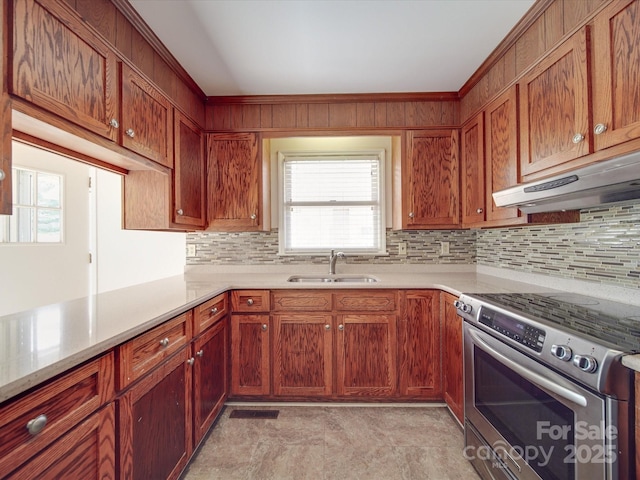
[[0, 143, 92, 315], [95, 169, 185, 293], [0, 145, 185, 316]]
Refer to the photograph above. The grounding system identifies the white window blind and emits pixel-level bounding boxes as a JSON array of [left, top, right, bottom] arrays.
[[280, 152, 385, 254]]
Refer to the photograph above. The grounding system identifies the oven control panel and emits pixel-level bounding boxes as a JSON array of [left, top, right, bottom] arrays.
[[478, 306, 546, 352]]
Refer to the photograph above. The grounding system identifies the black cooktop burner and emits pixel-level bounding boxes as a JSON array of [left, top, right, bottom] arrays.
[[470, 292, 640, 353]]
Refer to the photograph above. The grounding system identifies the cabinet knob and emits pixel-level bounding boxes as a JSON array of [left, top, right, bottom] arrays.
[[408, 212, 414, 218], [247, 298, 254, 306], [187, 357, 195, 366], [210, 307, 218, 315], [261, 324, 268, 331], [594, 123, 607, 135], [572, 133, 585, 144], [176, 209, 184, 216], [26, 414, 48, 436], [159, 337, 170, 347], [338, 324, 344, 331], [125, 128, 135, 138], [196, 349, 204, 357], [109, 118, 119, 129], [325, 324, 331, 331], [476, 208, 483, 214], [250, 213, 257, 220], [0, 169, 5, 181]]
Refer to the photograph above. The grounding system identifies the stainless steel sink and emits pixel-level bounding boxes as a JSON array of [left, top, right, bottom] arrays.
[[286, 275, 378, 283]]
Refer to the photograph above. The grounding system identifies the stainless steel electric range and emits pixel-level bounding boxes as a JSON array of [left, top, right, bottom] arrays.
[[455, 291, 639, 480]]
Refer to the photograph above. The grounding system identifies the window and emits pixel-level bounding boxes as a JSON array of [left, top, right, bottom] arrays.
[[0, 167, 63, 243], [279, 151, 385, 254]]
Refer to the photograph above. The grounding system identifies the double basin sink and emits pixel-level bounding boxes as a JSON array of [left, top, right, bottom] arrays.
[[287, 274, 378, 283]]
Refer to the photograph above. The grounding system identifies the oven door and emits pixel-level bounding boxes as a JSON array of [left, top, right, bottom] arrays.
[[463, 322, 618, 480]]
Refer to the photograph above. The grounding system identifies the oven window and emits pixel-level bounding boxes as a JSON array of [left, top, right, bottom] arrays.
[[475, 348, 575, 480]]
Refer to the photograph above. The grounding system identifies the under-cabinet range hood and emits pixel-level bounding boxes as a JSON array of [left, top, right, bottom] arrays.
[[493, 150, 640, 213]]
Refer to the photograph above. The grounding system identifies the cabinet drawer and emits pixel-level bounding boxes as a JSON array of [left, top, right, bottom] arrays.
[[272, 290, 332, 311], [231, 290, 270, 312], [117, 312, 192, 389], [0, 353, 114, 476], [334, 290, 398, 312], [194, 293, 228, 335]]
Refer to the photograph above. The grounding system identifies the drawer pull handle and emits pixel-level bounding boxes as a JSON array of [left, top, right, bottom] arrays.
[[210, 307, 218, 315], [187, 357, 195, 366], [476, 208, 483, 214], [572, 133, 584, 144], [126, 128, 135, 138], [26, 414, 48, 435], [261, 324, 268, 331], [196, 349, 204, 357], [247, 298, 254, 306], [338, 324, 344, 331], [594, 123, 607, 135], [325, 324, 331, 331], [176, 209, 184, 216], [159, 337, 170, 347]]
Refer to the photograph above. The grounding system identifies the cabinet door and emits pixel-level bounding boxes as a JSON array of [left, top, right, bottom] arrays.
[[272, 314, 333, 397], [398, 290, 442, 399], [118, 349, 192, 480], [12, 0, 119, 142], [121, 64, 173, 168], [519, 28, 590, 178], [230, 314, 270, 396], [442, 292, 463, 424], [336, 314, 397, 397], [0, 0, 10, 215], [485, 85, 520, 222], [207, 133, 262, 231], [592, 0, 640, 151], [6, 404, 116, 480], [403, 130, 460, 228], [461, 113, 485, 225], [193, 318, 228, 446], [173, 111, 205, 228]]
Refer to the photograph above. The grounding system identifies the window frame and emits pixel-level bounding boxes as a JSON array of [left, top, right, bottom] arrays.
[[1, 165, 65, 244], [277, 149, 386, 256]]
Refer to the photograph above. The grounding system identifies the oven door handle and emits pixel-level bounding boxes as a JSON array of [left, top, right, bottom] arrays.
[[469, 328, 588, 407]]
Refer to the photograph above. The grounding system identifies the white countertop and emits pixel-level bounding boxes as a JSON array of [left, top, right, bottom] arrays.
[[1, 265, 638, 404]]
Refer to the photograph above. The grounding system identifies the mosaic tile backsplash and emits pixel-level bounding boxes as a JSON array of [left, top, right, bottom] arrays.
[[187, 200, 640, 289]]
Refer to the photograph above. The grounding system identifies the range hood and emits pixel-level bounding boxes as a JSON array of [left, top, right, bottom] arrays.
[[492, 151, 640, 213]]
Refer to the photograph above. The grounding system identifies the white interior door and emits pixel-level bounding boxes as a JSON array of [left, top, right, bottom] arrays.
[[0, 141, 93, 316]]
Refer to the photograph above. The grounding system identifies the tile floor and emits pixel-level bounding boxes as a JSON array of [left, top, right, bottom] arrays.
[[182, 404, 482, 480]]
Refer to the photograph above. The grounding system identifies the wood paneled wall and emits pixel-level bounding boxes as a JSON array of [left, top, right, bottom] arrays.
[[460, 0, 606, 123], [62, 0, 206, 126], [206, 95, 460, 132]]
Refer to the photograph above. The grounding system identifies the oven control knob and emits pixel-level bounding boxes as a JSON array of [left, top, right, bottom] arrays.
[[453, 300, 463, 309], [573, 354, 598, 373], [461, 304, 473, 314], [551, 344, 573, 361]]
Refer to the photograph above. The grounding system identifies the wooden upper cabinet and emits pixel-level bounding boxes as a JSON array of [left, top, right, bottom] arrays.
[[173, 111, 205, 228], [121, 64, 173, 168], [207, 133, 266, 231], [592, 0, 640, 151], [461, 113, 485, 225], [12, 0, 119, 141], [485, 85, 520, 222], [519, 27, 591, 179], [400, 129, 460, 229]]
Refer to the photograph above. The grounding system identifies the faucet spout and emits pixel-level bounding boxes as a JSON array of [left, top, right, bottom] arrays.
[[329, 249, 346, 275]]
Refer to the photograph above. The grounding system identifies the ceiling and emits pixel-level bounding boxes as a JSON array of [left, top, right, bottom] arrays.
[[128, 0, 536, 97]]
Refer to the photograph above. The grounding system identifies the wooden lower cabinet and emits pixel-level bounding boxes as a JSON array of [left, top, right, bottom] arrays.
[[273, 314, 333, 397], [230, 314, 271, 396], [398, 290, 442, 399], [336, 313, 397, 397], [192, 318, 228, 446], [442, 292, 464, 423], [118, 347, 192, 480], [6, 403, 116, 480]]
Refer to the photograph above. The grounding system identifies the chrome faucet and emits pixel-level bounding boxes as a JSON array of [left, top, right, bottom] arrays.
[[329, 249, 345, 275]]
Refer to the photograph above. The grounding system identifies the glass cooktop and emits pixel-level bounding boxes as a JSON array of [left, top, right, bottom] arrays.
[[469, 292, 640, 353]]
